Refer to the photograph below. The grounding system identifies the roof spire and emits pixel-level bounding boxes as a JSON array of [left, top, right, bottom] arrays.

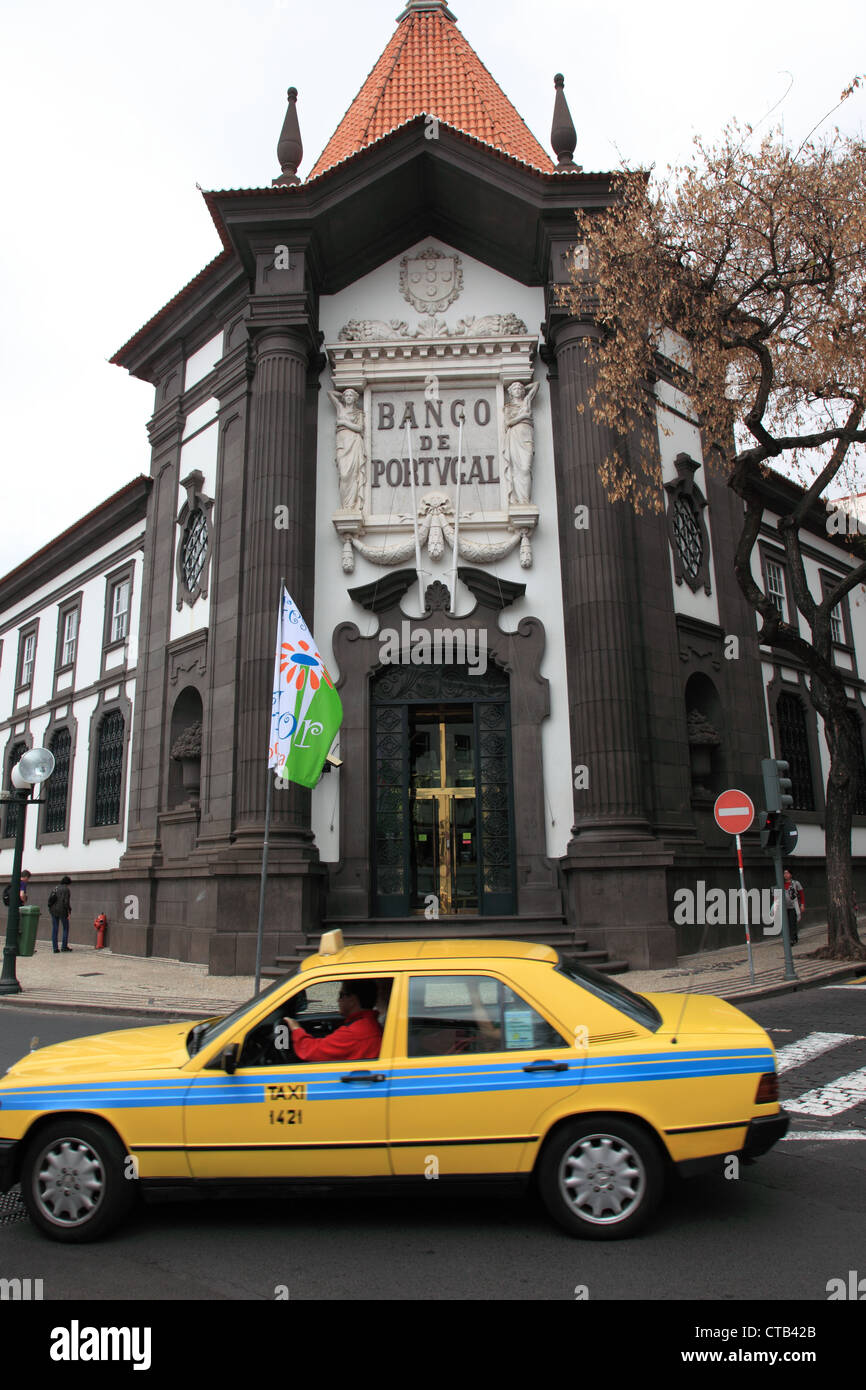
[[273, 87, 303, 186], [551, 73, 580, 171]]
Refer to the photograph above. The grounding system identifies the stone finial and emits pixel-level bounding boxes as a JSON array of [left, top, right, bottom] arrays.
[[274, 87, 303, 186], [397, 1, 457, 18], [551, 73, 580, 171]]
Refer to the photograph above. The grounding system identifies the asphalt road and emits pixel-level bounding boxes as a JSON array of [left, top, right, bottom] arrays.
[[0, 987, 863, 1302]]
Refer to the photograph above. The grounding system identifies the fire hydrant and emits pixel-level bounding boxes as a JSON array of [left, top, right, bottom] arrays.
[[94, 913, 108, 950]]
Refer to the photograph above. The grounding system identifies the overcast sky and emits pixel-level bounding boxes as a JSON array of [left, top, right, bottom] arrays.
[[2, 0, 863, 576]]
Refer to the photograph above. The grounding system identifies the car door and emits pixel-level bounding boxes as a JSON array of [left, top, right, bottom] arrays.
[[387, 971, 576, 1179], [183, 975, 394, 1181]]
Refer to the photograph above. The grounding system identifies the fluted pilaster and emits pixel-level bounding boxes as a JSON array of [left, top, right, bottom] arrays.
[[550, 318, 649, 838], [235, 327, 314, 836]]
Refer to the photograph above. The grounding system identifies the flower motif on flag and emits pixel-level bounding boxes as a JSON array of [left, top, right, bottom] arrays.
[[279, 640, 335, 693]]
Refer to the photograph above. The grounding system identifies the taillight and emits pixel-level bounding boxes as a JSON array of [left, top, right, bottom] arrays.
[[755, 1072, 779, 1104]]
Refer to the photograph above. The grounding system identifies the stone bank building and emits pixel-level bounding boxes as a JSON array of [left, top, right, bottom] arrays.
[[3, 0, 866, 974]]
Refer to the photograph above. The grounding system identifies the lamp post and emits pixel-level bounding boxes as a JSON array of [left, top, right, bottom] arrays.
[[0, 747, 55, 996]]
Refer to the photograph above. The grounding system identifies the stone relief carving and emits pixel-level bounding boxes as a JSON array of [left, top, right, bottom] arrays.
[[346, 490, 531, 571], [400, 247, 464, 314], [502, 381, 539, 505], [329, 301, 539, 579], [327, 388, 367, 512], [337, 312, 528, 342]]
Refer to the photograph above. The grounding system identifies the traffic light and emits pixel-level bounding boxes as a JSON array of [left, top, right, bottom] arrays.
[[759, 810, 780, 850], [762, 759, 793, 814]]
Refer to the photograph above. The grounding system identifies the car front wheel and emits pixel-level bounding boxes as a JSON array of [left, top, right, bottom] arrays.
[[20, 1118, 136, 1243], [538, 1116, 664, 1239]]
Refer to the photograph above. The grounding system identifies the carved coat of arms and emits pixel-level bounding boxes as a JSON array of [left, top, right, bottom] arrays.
[[400, 248, 463, 314]]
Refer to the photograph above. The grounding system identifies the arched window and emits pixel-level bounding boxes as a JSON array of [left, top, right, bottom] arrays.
[[45, 728, 72, 833], [672, 496, 704, 585], [180, 510, 209, 593], [93, 711, 125, 826], [3, 741, 28, 839], [776, 693, 815, 811]]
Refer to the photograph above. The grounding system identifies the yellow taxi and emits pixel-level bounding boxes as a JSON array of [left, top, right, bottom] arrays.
[[0, 932, 788, 1242]]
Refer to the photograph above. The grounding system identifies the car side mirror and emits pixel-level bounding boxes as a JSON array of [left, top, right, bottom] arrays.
[[221, 1043, 240, 1075]]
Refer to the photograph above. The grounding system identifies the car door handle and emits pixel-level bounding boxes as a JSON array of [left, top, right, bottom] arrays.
[[523, 1060, 570, 1073], [340, 1071, 387, 1083]]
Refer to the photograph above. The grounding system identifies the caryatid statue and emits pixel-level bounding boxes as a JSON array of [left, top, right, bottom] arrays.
[[503, 381, 540, 505], [328, 387, 367, 511]]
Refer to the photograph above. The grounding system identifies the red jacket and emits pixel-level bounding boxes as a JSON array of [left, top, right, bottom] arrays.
[[290, 1009, 383, 1062]]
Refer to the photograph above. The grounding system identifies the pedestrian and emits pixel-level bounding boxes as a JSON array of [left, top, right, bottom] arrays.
[[48, 876, 73, 953], [783, 868, 804, 946], [18, 869, 31, 905]]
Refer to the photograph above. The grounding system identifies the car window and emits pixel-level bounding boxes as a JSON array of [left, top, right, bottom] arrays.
[[556, 957, 662, 1033], [240, 977, 394, 1068], [192, 974, 296, 1053], [407, 975, 567, 1057]]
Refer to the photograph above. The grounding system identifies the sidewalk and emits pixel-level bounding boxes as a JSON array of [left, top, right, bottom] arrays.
[[0, 921, 862, 1022]]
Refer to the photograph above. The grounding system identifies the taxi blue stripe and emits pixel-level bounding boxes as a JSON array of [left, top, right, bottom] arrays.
[[0, 1047, 775, 1109]]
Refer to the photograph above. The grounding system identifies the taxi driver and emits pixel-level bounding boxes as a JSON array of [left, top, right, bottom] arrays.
[[283, 980, 383, 1062]]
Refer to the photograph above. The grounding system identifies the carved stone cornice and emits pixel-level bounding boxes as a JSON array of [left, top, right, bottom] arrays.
[[327, 332, 537, 388], [147, 400, 186, 450]]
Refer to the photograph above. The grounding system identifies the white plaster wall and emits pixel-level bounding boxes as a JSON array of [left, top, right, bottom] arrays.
[[654, 379, 721, 627], [0, 524, 143, 718], [0, 678, 137, 879], [170, 415, 218, 643], [0, 528, 144, 881], [310, 237, 573, 863]]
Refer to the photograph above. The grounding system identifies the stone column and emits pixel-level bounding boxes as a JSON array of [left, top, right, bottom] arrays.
[[546, 314, 676, 968], [549, 317, 650, 839], [234, 325, 317, 845]]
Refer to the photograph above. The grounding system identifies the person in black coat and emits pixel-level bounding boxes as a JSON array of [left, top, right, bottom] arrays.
[[49, 876, 73, 953]]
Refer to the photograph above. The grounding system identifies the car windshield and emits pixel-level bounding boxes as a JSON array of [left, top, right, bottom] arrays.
[[556, 957, 663, 1033], [186, 975, 296, 1055]]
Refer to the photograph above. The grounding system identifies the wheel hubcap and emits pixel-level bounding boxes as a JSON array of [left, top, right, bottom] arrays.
[[34, 1138, 105, 1227], [560, 1133, 646, 1224]]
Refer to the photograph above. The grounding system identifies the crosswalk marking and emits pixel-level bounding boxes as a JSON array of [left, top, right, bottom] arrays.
[[786, 1066, 866, 1116], [783, 1130, 866, 1141], [774, 1031, 862, 1074]]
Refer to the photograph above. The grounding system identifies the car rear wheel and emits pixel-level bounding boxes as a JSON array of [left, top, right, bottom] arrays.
[[538, 1117, 664, 1239], [20, 1118, 136, 1243]]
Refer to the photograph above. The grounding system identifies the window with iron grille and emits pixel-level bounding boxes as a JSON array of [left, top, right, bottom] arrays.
[[45, 728, 72, 833], [765, 559, 787, 619], [110, 581, 130, 643], [776, 693, 815, 811], [180, 510, 209, 595], [672, 496, 704, 584], [93, 710, 124, 826], [61, 609, 78, 667], [3, 741, 27, 839]]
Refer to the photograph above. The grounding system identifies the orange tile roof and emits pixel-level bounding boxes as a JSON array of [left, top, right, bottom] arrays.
[[308, 1, 554, 180]]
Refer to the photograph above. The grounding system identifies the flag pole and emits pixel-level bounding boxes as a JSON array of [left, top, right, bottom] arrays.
[[254, 576, 286, 994], [405, 421, 425, 614], [450, 408, 465, 616], [254, 771, 272, 995]]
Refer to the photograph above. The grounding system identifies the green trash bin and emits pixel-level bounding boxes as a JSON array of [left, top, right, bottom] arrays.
[[17, 905, 40, 957]]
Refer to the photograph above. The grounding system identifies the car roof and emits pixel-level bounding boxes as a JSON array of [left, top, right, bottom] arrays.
[[299, 939, 560, 972]]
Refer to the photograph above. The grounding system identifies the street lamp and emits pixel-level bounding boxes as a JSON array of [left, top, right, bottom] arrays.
[[0, 747, 55, 996]]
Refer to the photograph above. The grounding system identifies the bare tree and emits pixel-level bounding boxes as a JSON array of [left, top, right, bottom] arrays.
[[561, 105, 866, 959]]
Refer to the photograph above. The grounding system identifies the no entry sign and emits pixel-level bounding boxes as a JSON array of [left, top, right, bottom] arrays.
[[714, 789, 755, 835]]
